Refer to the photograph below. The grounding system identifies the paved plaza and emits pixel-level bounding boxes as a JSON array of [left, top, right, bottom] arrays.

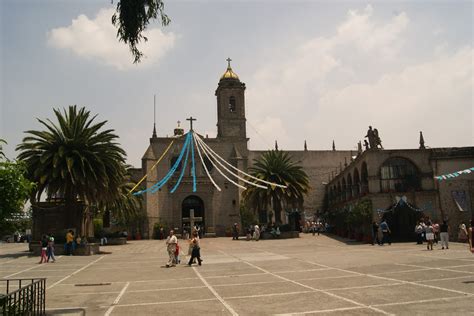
[[1, 234, 474, 315]]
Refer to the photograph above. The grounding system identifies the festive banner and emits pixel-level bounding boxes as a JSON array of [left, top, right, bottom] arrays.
[[434, 167, 474, 181], [134, 129, 287, 196]]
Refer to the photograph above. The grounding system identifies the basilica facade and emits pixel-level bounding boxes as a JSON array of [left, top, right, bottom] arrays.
[[135, 62, 352, 238]]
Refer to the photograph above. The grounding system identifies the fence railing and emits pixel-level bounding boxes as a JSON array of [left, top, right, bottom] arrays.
[[0, 278, 46, 315]]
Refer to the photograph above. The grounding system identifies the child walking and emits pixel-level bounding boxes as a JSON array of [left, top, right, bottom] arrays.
[[38, 235, 48, 264]]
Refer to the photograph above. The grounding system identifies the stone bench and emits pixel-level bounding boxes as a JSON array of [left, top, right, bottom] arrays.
[[104, 237, 127, 245]]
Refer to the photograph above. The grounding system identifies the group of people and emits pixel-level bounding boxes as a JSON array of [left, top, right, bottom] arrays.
[[165, 228, 202, 268], [371, 219, 392, 246], [38, 234, 56, 263], [245, 224, 261, 241], [414, 219, 449, 250], [306, 221, 324, 236], [232, 223, 282, 240], [38, 230, 88, 263]]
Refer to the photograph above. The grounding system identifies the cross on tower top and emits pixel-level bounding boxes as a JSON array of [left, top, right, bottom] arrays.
[[226, 57, 232, 68], [186, 116, 197, 130]]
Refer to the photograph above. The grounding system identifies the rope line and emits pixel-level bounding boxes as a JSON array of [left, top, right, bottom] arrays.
[[195, 133, 287, 188], [129, 138, 176, 194], [193, 132, 221, 192], [194, 134, 267, 189]]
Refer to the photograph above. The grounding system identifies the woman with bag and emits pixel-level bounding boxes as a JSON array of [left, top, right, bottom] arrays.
[[188, 231, 202, 266]]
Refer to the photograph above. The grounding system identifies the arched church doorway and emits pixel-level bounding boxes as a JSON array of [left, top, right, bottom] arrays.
[[182, 195, 205, 236], [382, 203, 423, 241]]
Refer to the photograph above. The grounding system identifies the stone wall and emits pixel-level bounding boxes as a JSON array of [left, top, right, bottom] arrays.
[[32, 202, 92, 240], [431, 148, 474, 239], [249, 150, 352, 215]]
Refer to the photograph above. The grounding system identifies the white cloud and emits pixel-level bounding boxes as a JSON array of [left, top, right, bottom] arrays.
[[246, 5, 472, 150], [248, 116, 291, 150], [47, 8, 176, 70], [308, 48, 473, 149]]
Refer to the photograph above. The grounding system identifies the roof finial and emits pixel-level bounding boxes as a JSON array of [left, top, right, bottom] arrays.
[[332, 140, 336, 151], [419, 131, 425, 149], [152, 94, 157, 138], [275, 140, 279, 151], [226, 57, 232, 69]]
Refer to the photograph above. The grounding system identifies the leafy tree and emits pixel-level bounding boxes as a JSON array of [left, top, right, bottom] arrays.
[[243, 150, 310, 223], [16, 106, 127, 210], [0, 140, 35, 234], [112, 0, 170, 63]]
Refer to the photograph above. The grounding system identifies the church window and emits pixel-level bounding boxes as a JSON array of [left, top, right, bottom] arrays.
[[380, 157, 420, 193], [229, 96, 236, 112]]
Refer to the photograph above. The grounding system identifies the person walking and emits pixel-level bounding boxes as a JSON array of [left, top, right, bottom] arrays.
[[458, 223, 468, 243], [468, 219, 474, 253], [371, 221, 380, 245], [175, 241, 180, 264], [165, 230, 178, 267], [188, 231, 202, 266], [38, 235, 48, 264], [433, 221, 440, 244], [232, 223, 239, 240], [47, 235, 56, 263], [440, 220, 449, 250], [65, 230, 74, 256], [380, 219, 391, 245], [425, 221, 434, 250], [415, 221, 424, 245], [253, 224, 260, 241]]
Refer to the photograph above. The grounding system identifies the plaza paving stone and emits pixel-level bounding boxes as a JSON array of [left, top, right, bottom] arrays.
[[1, 234, 474, 315]]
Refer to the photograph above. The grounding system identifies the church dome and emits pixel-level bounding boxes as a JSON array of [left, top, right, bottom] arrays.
[[220, 58, 239, 81]]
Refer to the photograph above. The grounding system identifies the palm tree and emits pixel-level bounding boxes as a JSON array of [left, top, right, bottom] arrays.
[[100, 169, 143, 227], [16, 106, 127, 209], [0, 139, 6, 159], [243, 150, 310, 223]]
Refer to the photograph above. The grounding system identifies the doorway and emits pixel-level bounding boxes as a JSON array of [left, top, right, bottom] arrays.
[[382, 204, 423, 241], [182, 195, 205, 235]]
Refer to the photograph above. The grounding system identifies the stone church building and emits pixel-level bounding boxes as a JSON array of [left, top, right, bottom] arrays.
[[135, 61, 351, 238], [134, 61, 473, 239]]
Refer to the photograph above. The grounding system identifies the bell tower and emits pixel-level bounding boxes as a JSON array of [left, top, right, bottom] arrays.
[[215, 58, 247, 139]]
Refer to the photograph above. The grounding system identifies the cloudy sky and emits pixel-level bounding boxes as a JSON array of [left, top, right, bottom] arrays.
[[1, 1, 472, 166]]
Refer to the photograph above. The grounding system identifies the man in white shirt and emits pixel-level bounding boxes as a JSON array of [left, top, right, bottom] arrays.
[[165, 230, 178, 267]]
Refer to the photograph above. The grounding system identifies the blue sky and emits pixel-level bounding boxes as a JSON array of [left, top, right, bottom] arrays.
[[1, 0, 472, 166]]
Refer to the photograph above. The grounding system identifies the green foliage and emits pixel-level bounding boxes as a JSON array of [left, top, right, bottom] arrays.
[[328, 199, 373, 236], [17, 105, 127, 206], [239, 204, 256, 229], [347, 199, 373, 227], [153, 218, 170, 239], [93, 218, 103, 237], [99, 168, 143, 227], [0, 160, 35, 234], [242, 150, 310, 223], [112, 0, 170, 64]]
